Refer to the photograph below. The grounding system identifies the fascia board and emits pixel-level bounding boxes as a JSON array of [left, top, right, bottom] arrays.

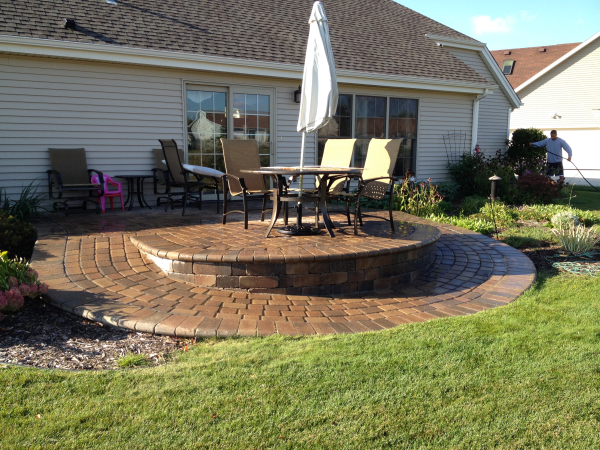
[[514, 31, 600, 93], [0, 35, 495, 95], [425, 34, 523, 108]]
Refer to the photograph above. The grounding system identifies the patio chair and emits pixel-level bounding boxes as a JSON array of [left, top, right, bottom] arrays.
[[221, 138, 282, 229], [333, 138, 402, 235], [288, 138, 356, 226], [47, 148, 104, 215], [158, 139, 220, 215], [152, 148, 176, 208]]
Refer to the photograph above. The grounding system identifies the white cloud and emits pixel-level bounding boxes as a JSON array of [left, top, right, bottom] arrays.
[[520, 11, 537, 21], [471, 15, 515, 35]]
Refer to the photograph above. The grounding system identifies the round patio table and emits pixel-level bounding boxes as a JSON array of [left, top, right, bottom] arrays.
[[115, 174, 152, 211], [241, 166, 363, 238]]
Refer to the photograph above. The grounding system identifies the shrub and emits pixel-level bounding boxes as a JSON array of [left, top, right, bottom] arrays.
[[460, 196, 489, 215], [448, 151, 518, 202], [507, 128, 548, 175], [0, 210, 37, 260], [478, 201, 518, 228], [436, 181, 460, 203], [551, 211, 581, 230], [0, 251, 48, 319], [552, 224, 600, 255], [517, 173, 561, 204]]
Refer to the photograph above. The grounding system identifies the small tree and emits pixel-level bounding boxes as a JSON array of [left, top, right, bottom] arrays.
[[506, 128, 547, 175]]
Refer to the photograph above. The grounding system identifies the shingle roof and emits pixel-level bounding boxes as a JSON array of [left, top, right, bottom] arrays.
[[0, 0, 492, 85], [490, 43, 580, 89]]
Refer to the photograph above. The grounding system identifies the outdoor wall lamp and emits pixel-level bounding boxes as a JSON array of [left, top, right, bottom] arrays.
[[294, 85, 302, 103]]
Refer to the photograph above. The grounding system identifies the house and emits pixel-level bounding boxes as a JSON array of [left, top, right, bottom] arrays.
[[0, 0, 520, 201], [491, 32, 600, 186]]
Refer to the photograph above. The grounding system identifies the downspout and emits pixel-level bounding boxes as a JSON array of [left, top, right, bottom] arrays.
[[471, 88, 490, 150]]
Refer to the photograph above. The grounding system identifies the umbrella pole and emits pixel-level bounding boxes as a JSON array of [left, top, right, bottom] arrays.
[[297, 131, 306, 228]]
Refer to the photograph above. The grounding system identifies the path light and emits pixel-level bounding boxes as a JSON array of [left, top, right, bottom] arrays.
[[489, 174, 501, 201], [488, 174, 501, 239]]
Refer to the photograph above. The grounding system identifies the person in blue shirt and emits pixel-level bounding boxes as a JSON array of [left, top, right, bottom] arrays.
[[529, 130, 572, 181]]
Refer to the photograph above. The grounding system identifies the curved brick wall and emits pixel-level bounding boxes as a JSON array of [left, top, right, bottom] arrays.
[[131, 220, 441, 296]]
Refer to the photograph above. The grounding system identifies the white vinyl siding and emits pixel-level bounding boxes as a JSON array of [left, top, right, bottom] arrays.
[[510, 38, 600, 131], [447, 48, 512, 152]]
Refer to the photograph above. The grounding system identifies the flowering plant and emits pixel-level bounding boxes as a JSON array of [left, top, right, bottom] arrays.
[[0, 251, 48, 319], [393, 177, 444, 217]]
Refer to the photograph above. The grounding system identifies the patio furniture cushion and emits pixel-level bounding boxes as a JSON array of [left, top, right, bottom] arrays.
[[182, 164, 224, 178]]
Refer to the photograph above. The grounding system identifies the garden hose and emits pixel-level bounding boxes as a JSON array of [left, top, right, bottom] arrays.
[[545, 251, 600, 277], [556, 154, 600, 193]]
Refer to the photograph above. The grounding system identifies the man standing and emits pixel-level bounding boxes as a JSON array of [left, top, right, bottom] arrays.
[[529, 130, 572, 180]]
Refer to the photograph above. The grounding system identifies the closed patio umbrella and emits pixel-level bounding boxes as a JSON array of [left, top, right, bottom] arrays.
[[294, 0, 338, 230]]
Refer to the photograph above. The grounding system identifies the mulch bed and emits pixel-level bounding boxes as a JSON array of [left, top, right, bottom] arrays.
[[0, 297, 193, 371], [521, 246, 600, 272]]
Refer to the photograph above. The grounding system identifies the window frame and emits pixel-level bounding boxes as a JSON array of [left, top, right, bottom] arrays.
[[315, 92, 420, 177]]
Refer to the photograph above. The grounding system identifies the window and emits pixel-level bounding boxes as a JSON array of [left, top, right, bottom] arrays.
[[502, 60, 515, 75], [355, 95, 387, 168], [186, 89, 227, 172], [318, 94, 419, 177], [317, 94, 352, 163], [185, 86, 274, 172], [233, 93, 271, 167], [389, 98, 418, 177]]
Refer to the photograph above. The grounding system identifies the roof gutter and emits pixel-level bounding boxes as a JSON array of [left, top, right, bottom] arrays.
[[0, 35, 496, 95], [425, 34, 523, 108]]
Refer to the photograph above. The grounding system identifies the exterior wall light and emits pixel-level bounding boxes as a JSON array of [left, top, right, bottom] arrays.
[[294, 85, 302, 103]]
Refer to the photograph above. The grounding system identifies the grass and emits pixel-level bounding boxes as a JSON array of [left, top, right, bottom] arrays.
[[1, 271, 600, 449], [117, 354, 152, 368]]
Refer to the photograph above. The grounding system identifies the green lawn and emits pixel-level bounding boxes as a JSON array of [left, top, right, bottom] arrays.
[[565, 186, 600, 216], [2, 271, 600, 449]]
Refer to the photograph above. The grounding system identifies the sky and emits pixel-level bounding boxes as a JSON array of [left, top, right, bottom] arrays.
[[395, 0, 600, 50]]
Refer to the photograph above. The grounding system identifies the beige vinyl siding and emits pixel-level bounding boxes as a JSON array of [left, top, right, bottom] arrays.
[[0, 53, 482, 200], [447, 48, 511, 152], [0, 54, 308, 198], [336, 84, 474, 181], [510, 38, 600, 131]]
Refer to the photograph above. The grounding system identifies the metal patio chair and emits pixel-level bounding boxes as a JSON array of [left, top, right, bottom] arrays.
[[158, 139, 220, 215], [46, 148, 104, 215], [332, 138, 402, 235], [221, 138, 283, 229]]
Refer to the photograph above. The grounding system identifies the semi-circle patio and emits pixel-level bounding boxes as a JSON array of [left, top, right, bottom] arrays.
[[31, 209, 536, 337]]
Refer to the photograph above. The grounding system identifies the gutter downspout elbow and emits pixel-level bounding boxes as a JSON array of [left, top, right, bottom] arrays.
[[471, 88, 491, 151]]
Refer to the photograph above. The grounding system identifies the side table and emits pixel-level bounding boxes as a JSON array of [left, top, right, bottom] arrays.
[[115, 175, 152, 211]]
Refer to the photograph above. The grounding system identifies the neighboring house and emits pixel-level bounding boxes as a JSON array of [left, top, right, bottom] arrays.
[[492, 32, 600, 186], [0, 0, 520, 200]]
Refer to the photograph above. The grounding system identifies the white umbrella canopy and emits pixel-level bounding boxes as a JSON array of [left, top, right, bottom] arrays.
[[297, 0, 339, 164]]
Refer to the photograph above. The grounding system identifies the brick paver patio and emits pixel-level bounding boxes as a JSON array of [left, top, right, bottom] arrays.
[[31, 206, 536, 337]]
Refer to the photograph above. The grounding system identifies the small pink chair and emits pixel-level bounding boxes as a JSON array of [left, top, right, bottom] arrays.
[[91, 174, 124, 213]]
